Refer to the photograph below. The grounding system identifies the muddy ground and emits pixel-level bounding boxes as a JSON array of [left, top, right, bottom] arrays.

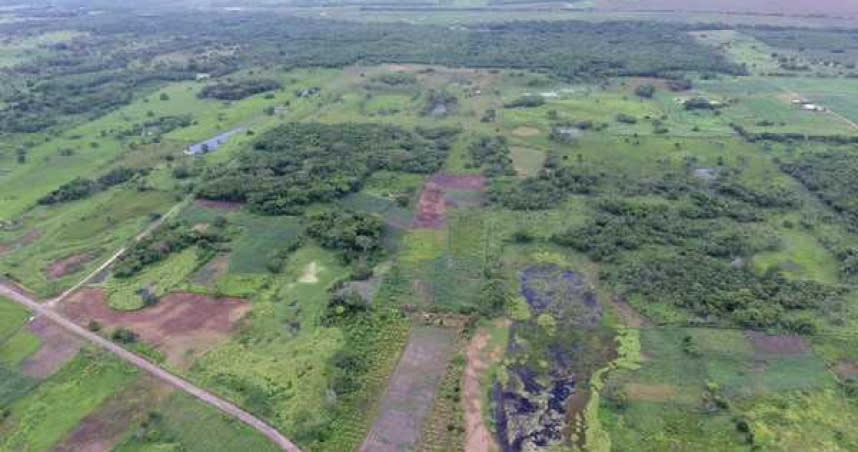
[[412, 174, 485, 229], [54, 377, 172, 452], [20, 316, 83, 378], [360, 326, 458, 452], [746, 331, 809, 357], [46, 252, 97, 279], [61, 288, 250, 367], [195, 199, 244, 211]]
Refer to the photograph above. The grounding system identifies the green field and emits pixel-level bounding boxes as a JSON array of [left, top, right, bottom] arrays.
[[2, 8, 858, 452]]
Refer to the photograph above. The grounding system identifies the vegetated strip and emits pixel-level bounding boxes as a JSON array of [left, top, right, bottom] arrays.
[[0, 282, 302, 452]]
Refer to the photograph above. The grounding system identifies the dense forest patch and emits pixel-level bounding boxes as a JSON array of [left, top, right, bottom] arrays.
[[198, 122, 460, 215], [198, 79, 282, 101]]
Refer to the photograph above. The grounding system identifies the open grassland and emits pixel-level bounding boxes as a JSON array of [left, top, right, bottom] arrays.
[[0, 188, 176, 297]]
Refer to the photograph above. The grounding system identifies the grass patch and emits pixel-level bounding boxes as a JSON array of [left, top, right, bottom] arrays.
[[0, 349, 137, 452], [106, 248, 200, 310]]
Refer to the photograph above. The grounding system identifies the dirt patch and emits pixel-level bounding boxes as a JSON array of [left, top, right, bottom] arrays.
[[512, 126, 540, 137], [299, 261, 319, 284], [20, 316, 83, 378], [747, 332, 809, 356], [464, 322, 507, 452], [54, 378, 172, 452], [625, 383, 677, 401], [46, 252, 96, 279], [360, 326, 458, 452], [412, 182, 447, 229], [191, 254, 229, 287], [836, 360, 858, 378], [412, 174, 486, 229], [195, 199, 243, 211], [612, 296, 652, 329], [61, 288, 251, 368], [429, 173, 486, 191], [0, 228, 42, 254], [19, 228, 42, 245], [625, 77, 672, 91]]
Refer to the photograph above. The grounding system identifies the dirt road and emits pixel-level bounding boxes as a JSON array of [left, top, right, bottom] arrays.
[[0, 282, 302, 452], [48, 201, 186, 309]]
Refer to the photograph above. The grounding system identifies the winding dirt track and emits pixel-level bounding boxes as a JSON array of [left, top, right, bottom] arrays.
[[0, 288, 301, 452]]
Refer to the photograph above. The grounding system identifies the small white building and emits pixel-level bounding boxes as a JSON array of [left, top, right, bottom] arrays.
[[800, 103, 826, 112]]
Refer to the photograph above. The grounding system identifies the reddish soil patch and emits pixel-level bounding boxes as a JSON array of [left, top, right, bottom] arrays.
[[412, 174, 486, 229], [0, 242, 11, 255], [46, 252, 96, 279], [61, 288, 251, 367], [360, 326, 458, 452], [195, 199, 244, 211], [412, 182, 447, 229], [429, 173, 486, 191], [747, 332, 809, 356], [20, 316, 83, 378], [597, 0, 858, 16]]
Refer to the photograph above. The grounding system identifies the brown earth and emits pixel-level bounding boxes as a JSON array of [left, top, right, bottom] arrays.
[[412, 182, 447, 229], [597, 0, 858, 15], [463, 322, 506, 452], [46, 252, 96, 279], [747, 332, 809, 356], [836, 360, 858, 378], [61, 288, 251, 367], [20, 316, 83, 378], [412, 174, 486, 229], [625, 383, 677, 401], [191, 254, 230, 287], [19, 228, 42, 245], [611, 296, 652, 329], [54, 378, 173, 452], [429, 173, 486, 191], [195, 199, 244, 211], [360, 326, 458, 452], [512, 126, 540, 137], [0, 228, 42, 254]]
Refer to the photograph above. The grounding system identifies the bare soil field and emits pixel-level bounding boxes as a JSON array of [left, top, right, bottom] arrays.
[[412, 182, 447, 229], [746, 332, 809, 357], [511, 126, 541, 137], [413, 174, 486, 229], [54, 378, 172, 452], [625, 383, 678, 402], [597, 0, 858, 16], [360, 326, 458, 452], [20, 316, 83, 378], [61, 288, 251, 367], [611, 296, 652, 329], [191, 254, 229, 287], [46, 252, 97, 279], [195, 199, 244, 211]]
